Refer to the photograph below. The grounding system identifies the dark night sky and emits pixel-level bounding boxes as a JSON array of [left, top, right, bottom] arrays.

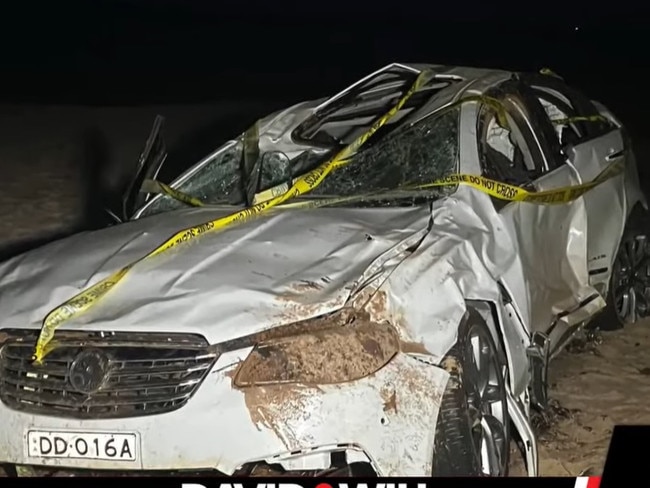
[[0, 0, 648, 121], [0, 0, 646, 238]]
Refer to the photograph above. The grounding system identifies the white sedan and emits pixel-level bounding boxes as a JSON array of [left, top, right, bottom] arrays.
[[0, 62, 646, 477]]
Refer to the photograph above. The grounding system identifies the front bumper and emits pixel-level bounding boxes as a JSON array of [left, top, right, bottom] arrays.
[[0, 350, 448, 476]]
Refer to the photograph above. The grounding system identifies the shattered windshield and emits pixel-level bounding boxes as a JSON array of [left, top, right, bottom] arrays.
[[140, 106, 459, 216], [300, 106, 459, 201]]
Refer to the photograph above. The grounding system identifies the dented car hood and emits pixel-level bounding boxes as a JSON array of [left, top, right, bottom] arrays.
[[0, 204, 432, 345]]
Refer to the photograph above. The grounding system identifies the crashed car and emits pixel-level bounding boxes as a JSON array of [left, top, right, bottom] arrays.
[[0, 63, 647, 477]]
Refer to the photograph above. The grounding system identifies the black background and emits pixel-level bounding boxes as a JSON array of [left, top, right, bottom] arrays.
[[1, 0, 648, 113]]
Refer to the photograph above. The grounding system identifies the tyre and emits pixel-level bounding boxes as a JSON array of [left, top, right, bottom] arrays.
[[432, 307, 510, 476], [597, 206, 650, 330]]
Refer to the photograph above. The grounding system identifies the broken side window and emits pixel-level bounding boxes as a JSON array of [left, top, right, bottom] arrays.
[[534, 88, 583, 150], [528, 81, 613, 150], [478, 102, 540, 189]]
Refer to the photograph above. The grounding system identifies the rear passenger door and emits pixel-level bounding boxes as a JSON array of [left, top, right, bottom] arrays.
[[520, 74, 626, 296], [477, 80, 602, 351]]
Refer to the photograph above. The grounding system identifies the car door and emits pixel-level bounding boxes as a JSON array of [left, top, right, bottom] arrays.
[[477, 80, 604, 355], [520, 74, 628, 297]]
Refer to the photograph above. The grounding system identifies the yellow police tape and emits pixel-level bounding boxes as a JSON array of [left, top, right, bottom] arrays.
[[278, 157, 624, 209], [551, 114, 607, 126], [31, 69, 623, 363], [252, 93, 509, 206], [146, 93, 508, 209], [147, 111, 607, 209], [411, 159, 624, 204], [31, 68, 438, 363]]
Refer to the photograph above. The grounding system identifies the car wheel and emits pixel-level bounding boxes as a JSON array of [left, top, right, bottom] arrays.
[[432, 308, 510, 476], [599, 207, 650, 330]]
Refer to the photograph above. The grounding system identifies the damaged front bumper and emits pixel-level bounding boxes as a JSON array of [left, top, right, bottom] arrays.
[[0, 339, 449, 476]]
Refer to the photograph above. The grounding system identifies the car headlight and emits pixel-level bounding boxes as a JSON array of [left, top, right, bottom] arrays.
[[233, 321, 399, 387]]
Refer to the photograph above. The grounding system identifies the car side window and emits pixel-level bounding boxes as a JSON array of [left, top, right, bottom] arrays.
[[524, 76, 614, 151], [477, 96, 545, 188]]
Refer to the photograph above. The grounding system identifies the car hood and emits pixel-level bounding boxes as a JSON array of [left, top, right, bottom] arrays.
[[0, 205, 431, 344]]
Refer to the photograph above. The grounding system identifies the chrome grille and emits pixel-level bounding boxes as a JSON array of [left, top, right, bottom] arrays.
[[0, 330, 218, 419]]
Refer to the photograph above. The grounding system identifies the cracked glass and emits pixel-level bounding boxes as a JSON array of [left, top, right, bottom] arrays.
[[141, 106, 460, 216]]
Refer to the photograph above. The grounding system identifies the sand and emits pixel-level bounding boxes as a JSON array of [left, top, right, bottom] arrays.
[[0, 104, 648, 477]]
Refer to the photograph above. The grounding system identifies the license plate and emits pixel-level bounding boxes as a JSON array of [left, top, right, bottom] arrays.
[[27, 431, 138, 461]]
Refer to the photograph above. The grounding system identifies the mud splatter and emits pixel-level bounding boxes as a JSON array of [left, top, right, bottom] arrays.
[[400, 364, 444, 406], [235, 322, 399, 386], [363, 290, 389, 322], [400, 341, 431, 355], [275, 302, 326, 324], [241, 383, 322, 450], [276, 280, 324, 300], [381, 386, 398, 414], [274, 284, 349, 324], [222, 307, 365, 353], [223, 363, 240, 381], [440, 356, 463, 376]]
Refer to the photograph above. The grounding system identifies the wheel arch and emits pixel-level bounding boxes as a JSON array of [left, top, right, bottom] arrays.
[[463, 298, 538, 476], [464, 299, 529, 396], [623, 146, 648, 218], [464, 300, 508, 366], [605, 199, 649, 296]]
